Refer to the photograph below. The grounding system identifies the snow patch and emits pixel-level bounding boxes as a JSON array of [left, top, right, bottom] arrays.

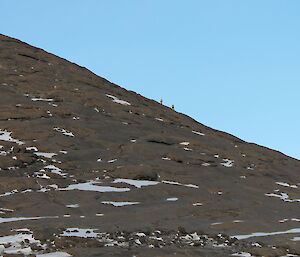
[[31, 97, 54, 102], [53, 127, 74, 137], [192, 130, 205, 136], [113, 178, 159, 188], [101, 201, 140, 207], [166, 198, 178, 201], [58, 181, 130, 193], [232, 227, 300, 240], [106, 94, 131, 106], [221, 159, 234, 167], [162, 180, 199, 189], [0, 130, 25, 145]]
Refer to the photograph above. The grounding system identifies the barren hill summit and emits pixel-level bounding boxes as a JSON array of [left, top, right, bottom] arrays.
[[0, 34, 299, 257]]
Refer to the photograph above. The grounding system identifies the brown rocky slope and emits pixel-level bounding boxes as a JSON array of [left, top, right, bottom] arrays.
[[0, 34, 299, 256]]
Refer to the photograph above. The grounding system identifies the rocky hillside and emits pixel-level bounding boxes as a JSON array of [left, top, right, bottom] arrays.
[[0, 34, 299, 257]]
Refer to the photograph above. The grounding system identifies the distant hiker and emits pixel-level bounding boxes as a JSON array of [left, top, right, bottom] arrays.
[[172, 104, 174, 110], [160, 99, 163, 104]]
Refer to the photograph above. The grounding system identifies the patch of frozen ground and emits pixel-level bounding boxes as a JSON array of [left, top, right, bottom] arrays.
[[0, 216, 59, 224], [53, 127, 74, 137], [36, 252, 72, 257], [38, 185, 58, 192], [232, 227, 300, 240], [114, 178, 199, 189], [65, 204, 79, 208], [112, 178, 159, 188], [26, 146, 59, 160], [106, 94, 131, 106], [162, 180, 199, 189], [26, 146, 38, 151], [35, 152, 57, 158], [31, 97, 54, 102], [212, 220, 244, 226], [101, 201, 140, 207], [192, 203, 203, 206], [35, 172, 51, 180], [192, 130, 205, 136], [0, 130, 25, 145], [276, 182, 298, 189], [41, 165, 67, 177], [265, 192, 300, 202], [231, 253, 252, 257], [61, 228, 101, 238], [0, 232, 37, 244], [179, 142, 189, 146], [279, 218, 300, 223], [0, 229, 46, 256], [221, 159, 234, 167], [0, 189, 19, 197], [58, 181, 130, 193], [291, 237, 300, 241], [166, 198, 178, 201], [0, 180, 130, 198], [232, 251, 298, 257], [0, 208, 14, 213]]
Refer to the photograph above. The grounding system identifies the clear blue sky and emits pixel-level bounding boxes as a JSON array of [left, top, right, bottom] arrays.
[[1, 1, 300, 160]]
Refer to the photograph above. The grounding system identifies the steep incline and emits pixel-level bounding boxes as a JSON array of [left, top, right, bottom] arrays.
[[0, 34, 299, 256]]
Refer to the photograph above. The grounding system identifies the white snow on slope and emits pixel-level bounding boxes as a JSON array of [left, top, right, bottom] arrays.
[[162, 180, 199, 189], [60, 228, 100, 238], [42, 165, 67, 177], [31, 97, 54, 102], [221, 159, 234, 167], [276, 182, 298, 189], [53, 127, 74, 137], [36, 252, 72, 257], [0, 229, 44, 256], [0, 130, 25, 145], [192, 130, 205, 136], [232, 227, 300, 240], [0, 216, 59, 224], [231, 253, 252, 257], [265, 192, 300, 202], [58, 181, 130, 193], [113, 178, 159, 188], [279, 218, 300, 223], [101, 201, 140, 207], [106, 94, 131, 106], [66, 204, 80, 208], [166, 198, 178, 201], [35, 152, 57, 158]]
